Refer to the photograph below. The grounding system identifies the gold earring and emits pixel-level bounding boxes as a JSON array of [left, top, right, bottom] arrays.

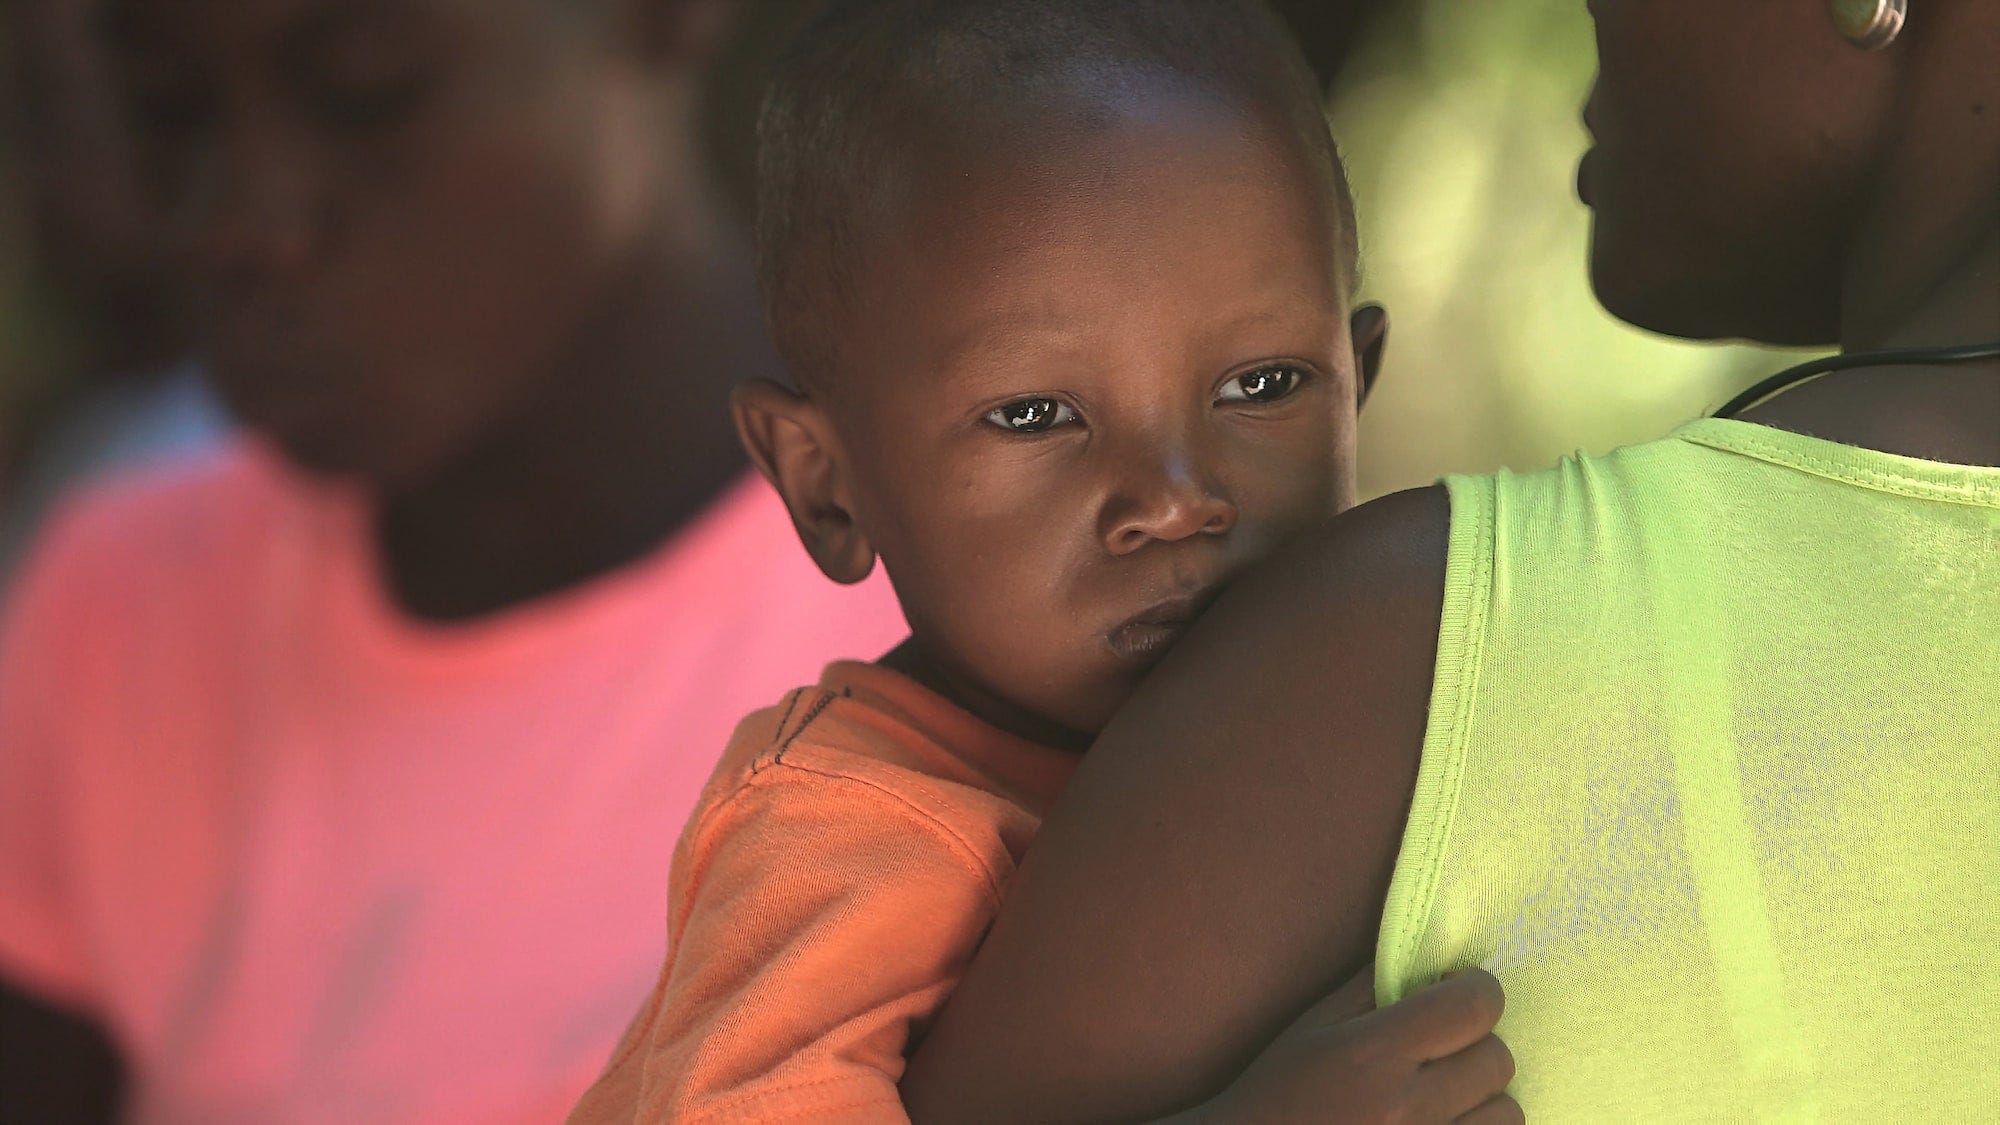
[[1830, 0, 1907, 49]]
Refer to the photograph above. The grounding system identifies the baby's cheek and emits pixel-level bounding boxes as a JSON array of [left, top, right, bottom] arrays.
[[1244, 473, 1343, 541]]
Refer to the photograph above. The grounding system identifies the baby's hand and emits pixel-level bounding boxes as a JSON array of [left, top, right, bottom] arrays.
[[1196, 966, 1517, 1124]]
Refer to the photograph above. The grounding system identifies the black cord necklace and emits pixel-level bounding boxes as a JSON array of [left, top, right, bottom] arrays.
[[1713, 340, 2000, 419]]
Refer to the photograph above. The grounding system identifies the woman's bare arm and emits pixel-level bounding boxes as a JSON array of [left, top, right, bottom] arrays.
[[901, 485, 1452, 1123]]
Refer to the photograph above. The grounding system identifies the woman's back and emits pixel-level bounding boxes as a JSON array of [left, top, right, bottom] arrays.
[[1380, 419, 2000, 1117]]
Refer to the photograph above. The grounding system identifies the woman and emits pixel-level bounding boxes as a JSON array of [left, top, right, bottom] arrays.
[[0, 0, 901, 1120], [901, 0, 1999, 1118]]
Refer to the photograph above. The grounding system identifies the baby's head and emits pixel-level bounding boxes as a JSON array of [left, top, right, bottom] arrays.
[[739, 0, 1382, 748]]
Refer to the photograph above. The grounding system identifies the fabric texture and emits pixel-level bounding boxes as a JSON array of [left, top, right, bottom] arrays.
[[0, 440, 907, 1125], [569, 662, 1076, 1125], [1377, 418, 2000, 1119]]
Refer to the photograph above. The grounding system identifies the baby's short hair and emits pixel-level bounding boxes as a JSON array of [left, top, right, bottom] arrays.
[[756, 0, 1358, 390]]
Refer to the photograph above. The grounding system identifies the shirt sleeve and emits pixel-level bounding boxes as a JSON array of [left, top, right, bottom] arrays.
[[572, 762, 1009, 1125], [0, 503, 110, 1009]]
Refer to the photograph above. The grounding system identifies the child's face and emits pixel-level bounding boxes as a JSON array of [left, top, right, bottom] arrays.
[[104, 0, 678, 484], [811, 98, 1373, 744]]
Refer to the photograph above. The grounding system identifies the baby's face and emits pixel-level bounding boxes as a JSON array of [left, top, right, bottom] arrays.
[[826, 95, 1362, 744]]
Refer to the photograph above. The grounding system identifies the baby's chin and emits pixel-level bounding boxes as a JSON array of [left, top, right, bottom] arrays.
[[1006, 665, 1153, 753], [963, 672, 1119, 754]]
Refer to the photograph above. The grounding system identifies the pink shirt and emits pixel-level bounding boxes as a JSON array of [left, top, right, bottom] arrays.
[[0, 441, 906, 1124]]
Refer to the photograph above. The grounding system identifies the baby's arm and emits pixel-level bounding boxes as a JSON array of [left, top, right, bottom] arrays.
[[572, 765, 1006, 1125]]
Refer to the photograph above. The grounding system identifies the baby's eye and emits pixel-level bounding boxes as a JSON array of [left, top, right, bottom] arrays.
[[984, 397, 1077, 434], [1217, 365, 1306, 404]]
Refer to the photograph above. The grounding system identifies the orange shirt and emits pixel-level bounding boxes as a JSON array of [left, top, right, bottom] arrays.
[[570, 662, 1078, 1124]]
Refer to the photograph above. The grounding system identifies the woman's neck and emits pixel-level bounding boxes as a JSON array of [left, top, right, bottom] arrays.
[[1840, 48, 2000, 354], [1742, 227, 2000, 466], [1742, 41, 1999, 464], [375, 222, 777, 622]]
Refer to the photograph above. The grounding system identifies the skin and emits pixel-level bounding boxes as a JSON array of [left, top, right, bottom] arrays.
[[99, 0, 765, 619], [737, 86, 1387, 749], [899, 0, 1999, 1120]]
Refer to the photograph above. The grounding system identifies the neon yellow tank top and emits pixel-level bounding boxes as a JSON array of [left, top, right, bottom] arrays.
[[1378, 418, 2000, 1119]]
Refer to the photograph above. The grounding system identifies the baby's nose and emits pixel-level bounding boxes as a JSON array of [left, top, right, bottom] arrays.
[[1101, 452, 1237, 555]]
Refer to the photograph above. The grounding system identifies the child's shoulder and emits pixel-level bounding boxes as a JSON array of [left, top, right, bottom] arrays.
[[719, 661, 1063, 787], [681, 662, 1076, 890], [702, 668, 935, 788]]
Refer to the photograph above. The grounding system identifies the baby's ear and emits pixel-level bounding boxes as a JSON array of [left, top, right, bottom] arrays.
[[732, 379, 878, 585], [1349, 303, 1390, 408]]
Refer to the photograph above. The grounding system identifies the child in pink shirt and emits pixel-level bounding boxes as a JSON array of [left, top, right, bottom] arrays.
[[0, 449, 901, 1122], [0, 1, 900, 1121]]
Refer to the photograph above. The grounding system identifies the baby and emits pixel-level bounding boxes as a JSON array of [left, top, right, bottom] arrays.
[[573, 2, 1510, 1121]]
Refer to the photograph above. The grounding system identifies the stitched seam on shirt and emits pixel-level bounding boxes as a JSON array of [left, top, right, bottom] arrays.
[[588, 773, 775, 1081], [754, 688, 818, 775], [1380, 475, 1490, 990], [1682, 430, 2000, 507], [593, 726, 817, 1082], [767, 687, 850, 768], [754, 759, 1012, 910], [684, 1072, 904, 1123], [597, 728, 1011, 1086], [772, 688, 807, 745]]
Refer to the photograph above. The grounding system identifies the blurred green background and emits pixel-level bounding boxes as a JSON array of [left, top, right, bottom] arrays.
[[0, 0, 1803, 505], [1330, 1, 1798, 498]]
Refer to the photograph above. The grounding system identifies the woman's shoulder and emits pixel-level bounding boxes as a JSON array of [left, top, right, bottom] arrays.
[[1227, 483, 1451, 665], [1207, 481, 1447, 766]]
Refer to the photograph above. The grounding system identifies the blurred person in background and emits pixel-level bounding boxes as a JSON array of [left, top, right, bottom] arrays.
[[0, 0, 229, 582], [0, 0, 907, 1121]]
